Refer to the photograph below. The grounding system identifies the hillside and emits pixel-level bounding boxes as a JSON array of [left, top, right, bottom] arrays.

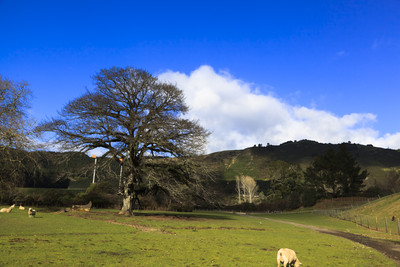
[[202, 140, 400, 190], [349, 192, 400, 217], [24, 140, 400, 197], [22, 151, 96, 188]]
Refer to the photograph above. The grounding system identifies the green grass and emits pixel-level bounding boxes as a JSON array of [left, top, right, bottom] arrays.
[[349, 193, 400, 217], [310, 192, 400, 237], [258, 211, 400, 243], [0, 208, 396, 266]]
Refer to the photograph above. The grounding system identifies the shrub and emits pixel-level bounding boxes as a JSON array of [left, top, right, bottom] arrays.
[[0, 182, 18, 204], [301, 188, 318, 207], [13, 190, 29, 205], [80, 182, 119, 208], [39, 189, 64, 206]]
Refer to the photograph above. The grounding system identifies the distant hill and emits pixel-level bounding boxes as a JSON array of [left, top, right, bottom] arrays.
[[26, 140, 400, 197], [201, 140, 400, 190]]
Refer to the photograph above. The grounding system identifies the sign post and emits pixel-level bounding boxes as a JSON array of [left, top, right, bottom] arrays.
[[119, 158, 123, 190], [92, 155, 97, 183]]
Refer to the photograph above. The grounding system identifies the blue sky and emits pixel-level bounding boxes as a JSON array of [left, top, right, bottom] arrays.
[[1, 0, 400, 152]]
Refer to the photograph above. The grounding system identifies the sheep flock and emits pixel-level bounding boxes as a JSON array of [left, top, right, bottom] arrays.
[[0, 204, 37, 218]]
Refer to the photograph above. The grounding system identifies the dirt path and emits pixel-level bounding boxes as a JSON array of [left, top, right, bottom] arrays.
[[247, 215, 400, 265]]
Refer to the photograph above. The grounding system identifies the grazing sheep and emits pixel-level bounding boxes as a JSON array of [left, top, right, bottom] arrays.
[[19, 205, 25, 210], [277, 248, 302, 267], [28, 208, 36, 218], [0, 204, 16, 213]]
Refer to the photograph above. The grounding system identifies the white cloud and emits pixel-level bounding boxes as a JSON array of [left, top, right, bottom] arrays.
[[159, 65, 400, 153], [336, 51, 346, 56]]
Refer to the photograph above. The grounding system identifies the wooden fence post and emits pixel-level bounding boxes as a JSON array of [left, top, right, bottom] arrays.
[[375, 217, 378, 231], [397, 218, 400, 235], [385, 217, 388, 233]]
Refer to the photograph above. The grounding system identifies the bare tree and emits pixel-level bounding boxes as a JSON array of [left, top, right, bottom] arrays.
[[236, 175, 258, 204], [0, 75, 33, 149], [37, 67, 210, 214], [0, 75, 34, 201], [235, 176, 242, 204]]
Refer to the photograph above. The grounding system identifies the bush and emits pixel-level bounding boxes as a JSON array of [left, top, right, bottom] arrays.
[[80, 182, 119, 208], [0, 182, 18, 204], [13, 190, 29, 205], [38, 189, 64, 206], [301, 188, 318, 207], [286, 192, 301, 210]]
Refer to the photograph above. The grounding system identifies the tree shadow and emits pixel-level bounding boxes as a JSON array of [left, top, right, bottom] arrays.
[[132, 211, 235, 221]]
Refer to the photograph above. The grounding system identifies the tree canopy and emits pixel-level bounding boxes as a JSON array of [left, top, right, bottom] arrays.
[[38, 67, 211, 214], [304, 144, 368, 198]]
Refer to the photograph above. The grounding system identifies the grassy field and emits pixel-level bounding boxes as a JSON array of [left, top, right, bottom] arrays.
[[0, 208, 396, 266], [309, 192, 400, 236], [259, 211, 400, 243]]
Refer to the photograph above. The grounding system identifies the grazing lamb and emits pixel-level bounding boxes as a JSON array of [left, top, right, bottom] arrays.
[[0, 204, 16, 213], [19, 205, 25, 210], [28, 208, 36, 218], [277, 248, 302, 267]]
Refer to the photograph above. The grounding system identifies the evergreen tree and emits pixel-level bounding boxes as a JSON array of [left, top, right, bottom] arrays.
[[304, 144, 367, 198]]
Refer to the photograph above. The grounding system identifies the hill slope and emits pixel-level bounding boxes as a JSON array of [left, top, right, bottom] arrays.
[[349, 192, 400, 217], [25, 140, 400, 197], [202, 140, 400, 189]]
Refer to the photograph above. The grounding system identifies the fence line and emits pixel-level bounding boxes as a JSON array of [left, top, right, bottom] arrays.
[[313, 209, 400, 235]]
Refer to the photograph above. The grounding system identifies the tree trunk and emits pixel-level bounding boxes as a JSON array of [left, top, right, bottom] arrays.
[[119, 179, 134, 215], [236, 176, 242, 204], [119, 194, 133, 215]]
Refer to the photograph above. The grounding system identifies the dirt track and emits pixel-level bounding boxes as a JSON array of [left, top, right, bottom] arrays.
[[249, 215, 400, 265]]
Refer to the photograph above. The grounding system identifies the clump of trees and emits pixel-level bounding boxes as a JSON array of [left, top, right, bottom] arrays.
[[304, 144, 368, 199], [265, 161, 306, 209], [233, 145, 369, 211], [235, 175, 258, 204]]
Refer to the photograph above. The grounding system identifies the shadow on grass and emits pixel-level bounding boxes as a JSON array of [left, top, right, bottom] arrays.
[[132, 211, 235, 221]]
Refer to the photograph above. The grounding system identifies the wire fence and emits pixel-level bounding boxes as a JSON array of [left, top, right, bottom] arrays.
[[314, 209, 400, 235]]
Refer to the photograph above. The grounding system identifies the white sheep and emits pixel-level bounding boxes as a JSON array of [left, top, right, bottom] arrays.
[[0, 204, 16, 213], [28, 208, 36, 218], [277, 248, 302, 267]]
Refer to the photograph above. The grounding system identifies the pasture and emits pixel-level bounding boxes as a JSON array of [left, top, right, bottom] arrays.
[[0, 208, 396, 266], [260, 212, 400, 241]]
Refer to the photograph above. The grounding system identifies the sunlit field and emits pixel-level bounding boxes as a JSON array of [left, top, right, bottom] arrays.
[[0, 208, 395, 266]]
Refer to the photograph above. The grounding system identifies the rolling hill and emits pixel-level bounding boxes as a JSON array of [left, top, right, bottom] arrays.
[[201, 139, 400, 191], [23, 140, 400, 199]]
